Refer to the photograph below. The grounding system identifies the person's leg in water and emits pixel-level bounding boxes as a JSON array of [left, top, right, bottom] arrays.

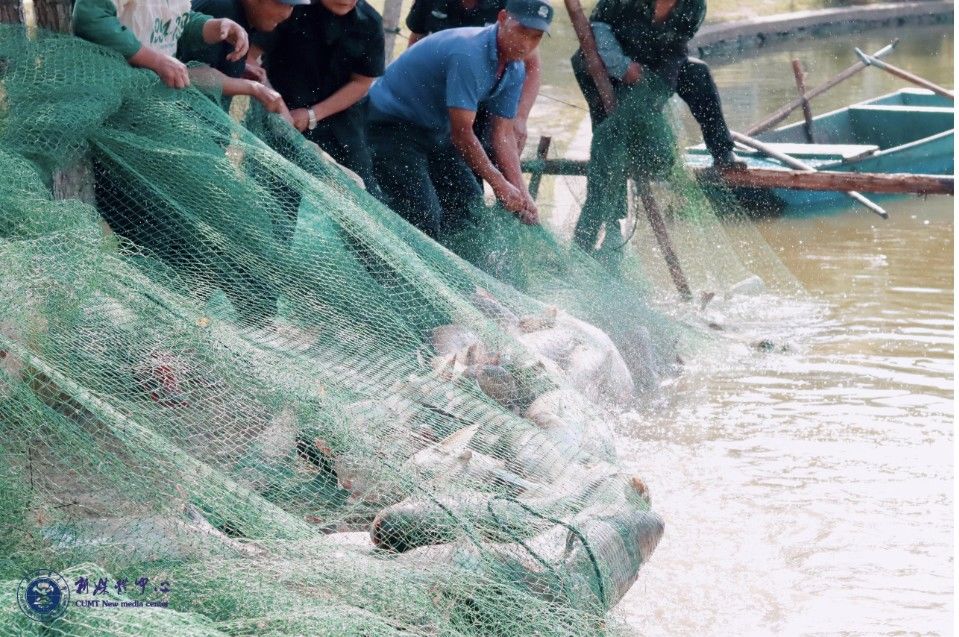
[[574, 73, 674, 256], [675, 57, 737, 166]]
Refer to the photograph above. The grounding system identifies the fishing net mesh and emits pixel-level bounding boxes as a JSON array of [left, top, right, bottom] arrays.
[[0, 25, 680, 636]]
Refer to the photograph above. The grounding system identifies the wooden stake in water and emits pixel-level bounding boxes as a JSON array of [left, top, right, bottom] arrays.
[[527, 136, 552, 201], [791, 59, 815, 143]]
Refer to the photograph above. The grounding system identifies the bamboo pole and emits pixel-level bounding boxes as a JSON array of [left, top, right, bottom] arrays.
[[565, 0, 617, 113], [854, 48, 955, 99], [527, 136, 552, 200], [0, 0, 22, 24], [564, 0, 691, 300], [745, 39, 898, 136], [731, 131, 888, 218], [637, 182, 692, 300], [520, 158, 954, 195], [791, 60, 814, 143], [381, 0, 403, 63], [30, 0, 71, 32]]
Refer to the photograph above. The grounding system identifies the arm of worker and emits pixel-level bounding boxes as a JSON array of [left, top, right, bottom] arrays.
[[490, 115, 538, 224], [243, 43, 269, 83], [72, 0, 191, 88], [449, 108, 527, 215], [591, 21, 641, 84], [189, 66, 293, 124], [289, 74, 374, 132], [199, 17, 249, 62], [444, 53, 527, 213], [513, 51, 542, 153]]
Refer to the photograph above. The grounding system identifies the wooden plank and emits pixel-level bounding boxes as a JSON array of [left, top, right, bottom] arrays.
[[381, 0, 403, 63], [26, 0, 99, 204], [0, 0, 22, 23], [518, 159, 953, 195], [747, 142, 878, 160], [564, 0, 616, 113], [521, 158, 587, 176], [637, 181, 692, 301], [32, 0, 70, 31], [702, 167, 954, 195], [527, 136, 551, 200], [731, 130, 888, 217]]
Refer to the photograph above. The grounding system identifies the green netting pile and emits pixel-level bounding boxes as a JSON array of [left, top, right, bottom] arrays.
[[0, 25, 675, 635]]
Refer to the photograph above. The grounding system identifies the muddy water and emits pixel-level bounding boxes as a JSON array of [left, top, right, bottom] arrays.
[[615, 197, 953, 635], [523, 25, 954, 637]]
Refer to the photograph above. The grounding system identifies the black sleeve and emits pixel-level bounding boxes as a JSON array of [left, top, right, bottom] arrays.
[[252, 28, 278, 56], [405, 0, 431, 33], [354, 28, 385, 77], [677, 0, 706, 41]]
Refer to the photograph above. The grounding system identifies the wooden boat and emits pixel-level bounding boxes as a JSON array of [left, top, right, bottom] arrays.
[[685, 88, 954, 209]]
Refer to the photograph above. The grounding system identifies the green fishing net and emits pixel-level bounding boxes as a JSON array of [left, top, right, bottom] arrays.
[[0, 25, 673, 635]]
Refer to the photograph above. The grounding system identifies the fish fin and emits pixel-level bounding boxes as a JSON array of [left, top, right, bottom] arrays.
[[700, 290, 716, 311], [465, 342, 481, 366]]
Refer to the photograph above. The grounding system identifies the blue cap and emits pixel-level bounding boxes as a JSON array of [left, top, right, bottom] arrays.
[[506, 0, 554, 33]]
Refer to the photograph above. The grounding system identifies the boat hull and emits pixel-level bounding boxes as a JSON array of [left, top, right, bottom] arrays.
[[685, 88, 955, 212]]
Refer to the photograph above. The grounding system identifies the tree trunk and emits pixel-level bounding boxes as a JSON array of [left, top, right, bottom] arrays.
[[0, 0, 22, 24]]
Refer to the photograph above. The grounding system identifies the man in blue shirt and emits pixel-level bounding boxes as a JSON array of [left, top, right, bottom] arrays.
[[367, 0, 552, 240]]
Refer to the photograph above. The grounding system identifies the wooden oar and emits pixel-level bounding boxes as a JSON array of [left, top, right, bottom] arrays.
[[791, 60, 815, 143], [381, 0, 403, 62], [854, 48, 955, 100], [730, 131, 888, 219], [564, 0, 692, 300], [746, 39, 898, 136]]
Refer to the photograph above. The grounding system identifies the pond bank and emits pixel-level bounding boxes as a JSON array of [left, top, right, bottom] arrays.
[[690, 1, 954, 58]]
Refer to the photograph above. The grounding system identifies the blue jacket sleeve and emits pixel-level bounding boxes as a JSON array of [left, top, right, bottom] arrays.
[[591, 21, 631, 79]]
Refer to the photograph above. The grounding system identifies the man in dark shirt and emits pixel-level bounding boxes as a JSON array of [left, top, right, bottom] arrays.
[[257, 0, 385, 198], [177, 0, 306, 116], [405, 0, 540, 152], [571, 0, 739, 254], [406, 0, 502, 37]]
